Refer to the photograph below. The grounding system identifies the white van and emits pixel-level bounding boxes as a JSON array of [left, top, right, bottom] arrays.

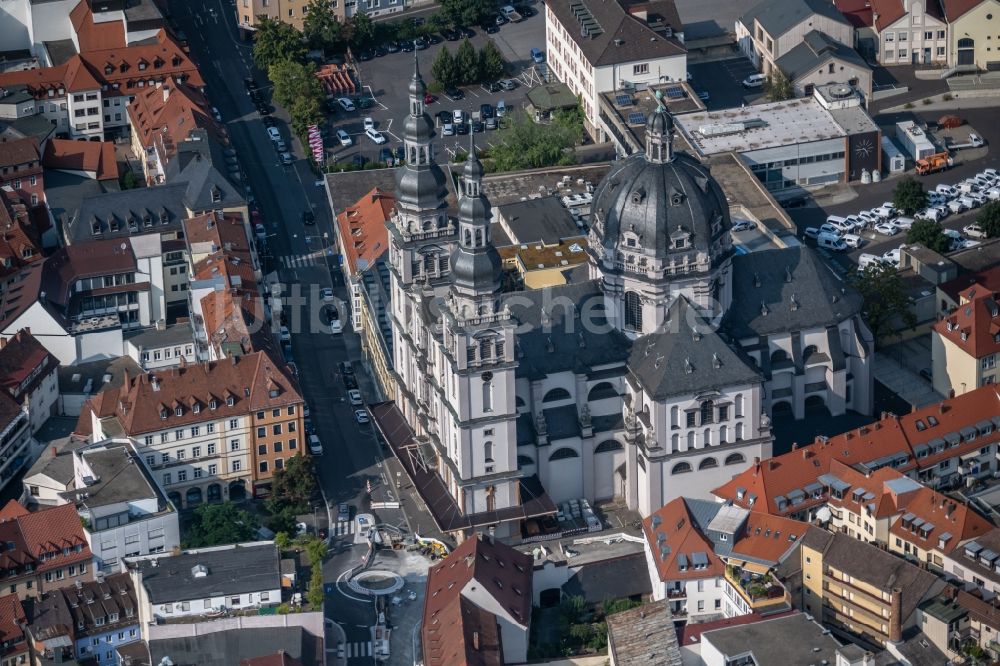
[[858, 253, 884, 270], [841, 233, 864, 249], [818, 223, 843, 237], [817, 234, 848, 251], [825, 216, 854, 233], [893, 216, 915, 230], [742, 73, 766, 88]]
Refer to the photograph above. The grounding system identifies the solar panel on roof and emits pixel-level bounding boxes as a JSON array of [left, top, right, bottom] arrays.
[[665, 86, 684, 99], [627, 112, 646, 125], [615, 94, 634, 106]]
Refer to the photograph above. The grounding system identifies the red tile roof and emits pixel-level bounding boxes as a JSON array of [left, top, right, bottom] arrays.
[[940, 265, 1000, 304], [714, 386, 1000, 516], [642, 497, 723, 582], [0, 263, 46, 331], [42, 139, 119, 181], [70, 0, 126, 52], [0, 501, 91, 579], [0, 138, 40, 170], [940, 0, 987, 20], [934, 283, 1000, 359], [422, 535, 532, 666], [79, 352, 302, 436], [183, 212, 250, 253], [41, 239, 138, 308], [890, 488, 992, 554], [126, 81, 217, 158], [0, 593, 25, 656], [336, 188, 393, 275], [869, 0, 906, 30], [730, 513, 810, 565], [833, 0, 875, 27], [0, 193, 44, 281], [0, 329, 57, 400]]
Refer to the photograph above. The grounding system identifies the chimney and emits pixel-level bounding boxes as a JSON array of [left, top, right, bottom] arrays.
[[939, 402, 947, 414], [51, 446, 57, 458], [754, 456, 761, 473], [889, 588, 903, 643], [792, 443, 799, 451]]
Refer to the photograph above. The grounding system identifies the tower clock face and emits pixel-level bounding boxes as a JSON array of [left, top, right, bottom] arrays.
[[481, 371, 493, 382], [854, 138, 874, 159]]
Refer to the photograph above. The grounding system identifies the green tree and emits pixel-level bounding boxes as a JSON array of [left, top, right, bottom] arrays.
[[488, 111, 581, 172], [183, 502, 258, 548], [439, 0, 494, 27], [892, 176, 928, 215], [303, 0, 343, 53], [275, 532, 292, 550], [306, 563, 325, 608], [121, 170, 139, 189], [978, 200, 1000, 238], [764, 70, 793, 101], [455, 38, 479, 84], [270, 454, 318, 507], [478, 41, 506, 83], [427, 12, 450, 33], [305, 537, 328, 567], [431, 46, 459, 89], [253, 17, 306, 72], [269, 60, 326, 139], [907, 218, 951, 253], [848, 264, 916, 347], [349, 11, 376, 50]]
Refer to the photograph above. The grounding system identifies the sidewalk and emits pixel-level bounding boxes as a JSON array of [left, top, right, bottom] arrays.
[[873, 338, 942, 408], [324, 619, 347, 666]]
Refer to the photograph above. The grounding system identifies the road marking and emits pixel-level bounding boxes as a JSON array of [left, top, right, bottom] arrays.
[[347, 641, 373, 658], [281, 253, 323, 268], [332, 520, 355, 536]]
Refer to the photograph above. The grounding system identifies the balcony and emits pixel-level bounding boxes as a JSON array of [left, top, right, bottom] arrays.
[[725, 565, 788, 610], [666, 587, 687, 599]]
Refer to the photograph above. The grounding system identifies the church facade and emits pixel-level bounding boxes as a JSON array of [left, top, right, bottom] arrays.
[[376, 60, 874, 538]]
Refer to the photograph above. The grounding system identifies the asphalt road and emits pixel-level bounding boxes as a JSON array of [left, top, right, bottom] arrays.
[[169, 2, 410, 660]]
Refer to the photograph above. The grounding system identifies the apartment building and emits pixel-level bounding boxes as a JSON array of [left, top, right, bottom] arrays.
[[545, 0, 686, 141], [0, 328, 59, 435], [932, 282, 1000, 397], [80, 351, 305, 503], [0, 500, 94, 601], [0, 138, 44, 209], [26, 573, 140, 666], [714, 386, 1000, 517], [129, 542, 281, 623], [799, 529, 946, 648], [22, 439, 181, 572], [0, 594, 27, 666], [642, 497, 808, 622], [0, 190, 46, 283], [333, 187, 393, 333]]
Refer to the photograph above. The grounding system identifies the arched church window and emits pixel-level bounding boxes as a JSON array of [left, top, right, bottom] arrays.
[[482, 379, 493, 412], [624, 292, 642, 331]]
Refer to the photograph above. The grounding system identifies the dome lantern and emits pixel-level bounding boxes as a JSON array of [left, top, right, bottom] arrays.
[[645, 91, 674, 164]]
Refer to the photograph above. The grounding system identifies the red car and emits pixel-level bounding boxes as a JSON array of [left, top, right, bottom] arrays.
[[423, 92, 434, 105]]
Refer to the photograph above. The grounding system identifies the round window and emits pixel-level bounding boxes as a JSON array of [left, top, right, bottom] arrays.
[[988, 12, 994, 18]]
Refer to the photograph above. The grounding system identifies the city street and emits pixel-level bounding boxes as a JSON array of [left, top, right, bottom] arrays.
[[169, 2, 421, 661]]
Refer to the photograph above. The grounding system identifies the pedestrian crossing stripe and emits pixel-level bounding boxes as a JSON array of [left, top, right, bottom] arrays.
[[280, 253, 324, 268], [347, 641, 372, 658], [332, 520, 354, 536]]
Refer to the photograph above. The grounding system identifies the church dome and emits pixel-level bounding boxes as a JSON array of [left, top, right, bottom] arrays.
[[591, 109, 730, 267]]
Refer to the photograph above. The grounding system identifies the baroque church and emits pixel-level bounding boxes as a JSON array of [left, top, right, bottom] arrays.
[[373, 59, 874, 539]]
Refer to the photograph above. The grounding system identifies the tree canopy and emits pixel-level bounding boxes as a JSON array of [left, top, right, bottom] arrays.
[[478, 41, 506, 83], [892, 176, 928, 215], [907, 218, 951, 253], [978, 200, 1000, 238], [268, 60, 326, 139], [488, 110, 582, 172], [764, 71, 793, 102], [253, 17, 306, 71], [849, 264, 916, 347], [432, 46, 459, 89], [271, 454, 318, 508], [182, 502, 259, 549], [303, 0, 344, 53], [348, 11, 377, 50], [455, 38, 479, 84], [439, 0, 494, 27]]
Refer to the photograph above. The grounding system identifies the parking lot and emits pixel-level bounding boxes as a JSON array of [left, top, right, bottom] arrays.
[[687, 57, 764, 110], [324, 8, 547, 166]]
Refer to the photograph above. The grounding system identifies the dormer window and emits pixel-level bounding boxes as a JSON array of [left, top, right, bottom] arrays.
[[193, 403, 200, 414], [138, 61, 147, 71], [174, 406, 183, 416], [210, 400, 218, 410], [160, 409, 168, 420], [227, 396, 235, 406], [671, 193, 684, 206], [630, 188, 645, 205]]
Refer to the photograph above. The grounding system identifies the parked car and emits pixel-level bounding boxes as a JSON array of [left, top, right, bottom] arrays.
[[731, 220, 755, 232], [935, 183, 958, 198], [501, 79, 518, 91], [963, 223, 988, 239], [321, 287, 334, 301], [354, 409, 370, 424], [279, 326, 290, 343], [267, 127, 282, 142], [453, 109, 465, 124], [530, 47, 545, 63], [858, 253, 884, 270], [364, 117, 375, 130], [803, 227, 820, 239], [379, 147, 395, 166], [876, 202, 897, 218], [841, 233, 864, 248], [442, 123, 455, 136], [365, 128, 386, 144], [882, 247, 903, 267], [340, 361, 355, 376], [874, 221, 900, 236], [893, 216, 915, 230], [947, 199, 967, 214], [348, 389, 364, 406], [280, 152, 293, 165], [309, 435, 323, 455], [424, 92, 435, 105], [302, 211, 315, 225], [480, 103, 494, 118], [444, 86, 464, 100], [336, 129, 352, 146], [337, 97, 356, 112]]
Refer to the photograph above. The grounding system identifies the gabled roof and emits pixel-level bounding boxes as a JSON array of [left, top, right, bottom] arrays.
[[43, 139, 119, 181], [0, 263, 48, 332], [0, 193, 45, 281], [336, 187, 393, 275], [545, 0, 685, 68], [0, 137, 40, 169], [934, 283, 1000, 359], [0, 329, 57, 399], [776, 30, 870, 81], [739, 0, 851, 38], [0, 501, 92, 579], [70, 0, 126, 51], [940, 0, 988, 21], [642, 497, 725, 582], [833, 0, 874, 27], [421, 535, 532, 666], [80, 352, 300, 436], [0, 593, 25, 655], [730, 513, 809, 566], [890, 487, 992, 554], [41, 238, 138, 307], [939, 264, 1000, 304]]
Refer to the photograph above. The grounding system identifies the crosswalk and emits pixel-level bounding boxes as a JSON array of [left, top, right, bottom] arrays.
[[346, 641, 373, 658], [331, 520, 355, 537], [279, 252, 325, 269]]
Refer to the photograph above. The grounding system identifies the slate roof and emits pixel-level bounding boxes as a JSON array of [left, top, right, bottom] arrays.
[[495, 195, 582, 246], [136, 543, 280, 604], [546, 0, 686, 68], [502, 280, 631, 379], [606, 600, 683, 666], [739, 0, 851, 38], [724, 247, 863, 339], [776, 30, 870, 81], [67, 182, 189, 243], [629, 296, 760, 400], [0, 137, 41, 168], [149, 626, 321, 666], [700, 613, 844, 665], [561, 552, 651, 602]]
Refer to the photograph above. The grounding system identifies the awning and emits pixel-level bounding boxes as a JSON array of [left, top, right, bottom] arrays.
[[981, 549, 999, 562], [739, 560, 772, 575], [966, 541, 983, 555], [921, 522, 935, 533], [902, 512, 916, 522]]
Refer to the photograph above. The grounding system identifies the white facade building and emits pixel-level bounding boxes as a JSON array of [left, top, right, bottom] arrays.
[[375, 62, 873, 540]]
